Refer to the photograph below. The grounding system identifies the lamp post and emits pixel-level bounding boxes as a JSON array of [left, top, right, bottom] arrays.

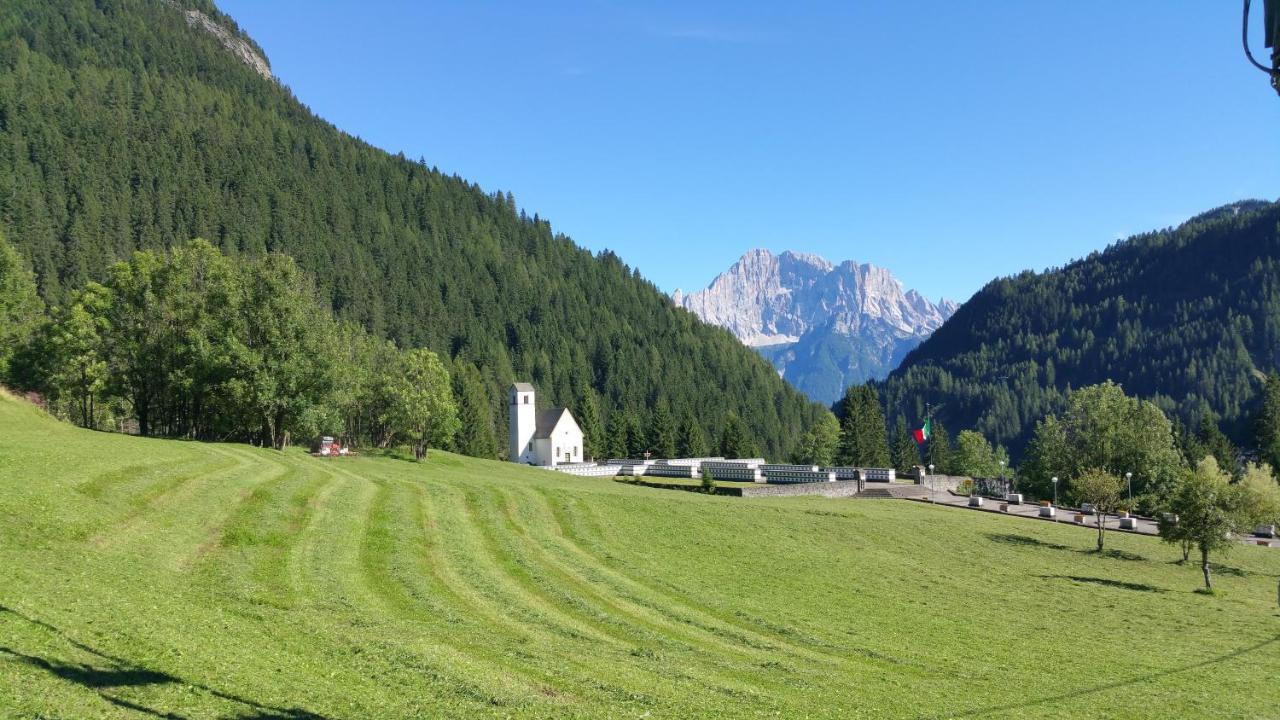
[[1052, 476, 1059, 506], [928, 464, 935, 501], [1000, 459, 1006, 494], [1125, 471, 1133, 505]]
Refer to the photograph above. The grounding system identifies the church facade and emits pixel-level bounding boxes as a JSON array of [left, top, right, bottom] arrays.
[[508, 383, 585, 467]]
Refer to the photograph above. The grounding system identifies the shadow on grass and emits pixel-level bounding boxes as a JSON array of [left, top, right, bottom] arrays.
[[927, 632, 1280, 719], [1037, 574, 1165, 593], [1095, 548, 1148, 562], [0, 604, 331, 720], [986, 534, 1150, 561], [986, 533, 1072, 551]]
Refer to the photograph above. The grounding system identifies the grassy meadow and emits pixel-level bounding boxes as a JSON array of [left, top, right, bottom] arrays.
[[1, 391, 1278, 719]]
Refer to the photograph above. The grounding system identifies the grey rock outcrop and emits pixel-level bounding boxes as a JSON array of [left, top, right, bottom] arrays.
[[674, 250, 956, 404]]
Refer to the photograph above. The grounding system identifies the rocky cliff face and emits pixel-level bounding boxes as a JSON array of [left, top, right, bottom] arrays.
[[164, 1, 273, 81], [674, 250, 956, 404]]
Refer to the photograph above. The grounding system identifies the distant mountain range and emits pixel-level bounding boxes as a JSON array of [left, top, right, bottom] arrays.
[[674, 250, 957, 404]]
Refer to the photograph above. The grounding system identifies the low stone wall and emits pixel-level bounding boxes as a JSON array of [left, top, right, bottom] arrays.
[[920, 474, 969, 493], [740, 480, 863, 498]]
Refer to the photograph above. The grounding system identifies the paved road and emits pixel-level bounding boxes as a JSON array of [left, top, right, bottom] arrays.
[[912, 490, 1278, 549]]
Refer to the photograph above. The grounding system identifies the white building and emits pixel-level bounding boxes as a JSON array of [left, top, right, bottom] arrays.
[[509, 382, 584, 467]]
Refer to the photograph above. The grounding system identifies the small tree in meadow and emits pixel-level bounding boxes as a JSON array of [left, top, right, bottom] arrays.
[[701, 466, 716, 494], [1072, 468, 1125, 552], [1164, 457, 1263, 592]]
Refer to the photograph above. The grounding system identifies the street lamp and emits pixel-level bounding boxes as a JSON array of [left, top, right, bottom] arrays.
[[999, 459, 1006, 493], [1052, 476, 1059, 506], [1125, 472, 1133, 505], [928, 464, 935, 501]]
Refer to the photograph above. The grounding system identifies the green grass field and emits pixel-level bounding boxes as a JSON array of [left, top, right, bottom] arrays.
[[2, 391, 1279, 719]]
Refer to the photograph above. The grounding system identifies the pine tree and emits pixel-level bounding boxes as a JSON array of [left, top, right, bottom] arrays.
[[719, 413, 759, 459], [678, 412, 710, 458], [892, 416, 920, 474], [1256, 372, 1280, 480], [451, 361, 498, 459], [575, 386, 605, 461], [1195, 414, 1238, 479], [0, 233, 43, 382], [624, 411, 647, 458], [837, 385, 890, 467], [926, 419, 954, 474], [605, 411, 630, 460], [649, 403, 677, 459]]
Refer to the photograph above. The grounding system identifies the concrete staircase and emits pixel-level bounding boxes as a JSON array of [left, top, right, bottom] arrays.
[[856, 482, 932, 500]]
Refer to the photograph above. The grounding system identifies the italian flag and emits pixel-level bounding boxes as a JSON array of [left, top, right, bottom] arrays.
[[913, 418, 931, 445]]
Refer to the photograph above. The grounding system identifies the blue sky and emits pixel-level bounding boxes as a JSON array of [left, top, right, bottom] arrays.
[[220, 0, 1280, 303]]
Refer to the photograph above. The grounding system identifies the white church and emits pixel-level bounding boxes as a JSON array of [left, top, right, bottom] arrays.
[[509, 382, 585, 467]]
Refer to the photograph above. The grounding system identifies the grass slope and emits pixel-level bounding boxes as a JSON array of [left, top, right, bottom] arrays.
[[1, 392, 1278, 719]]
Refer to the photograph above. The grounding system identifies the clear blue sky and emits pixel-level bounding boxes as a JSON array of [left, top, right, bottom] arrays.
[[220, 0, 1279, 303]]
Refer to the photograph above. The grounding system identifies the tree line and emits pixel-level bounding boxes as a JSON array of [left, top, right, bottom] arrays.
[[1, 236, 469, 457]]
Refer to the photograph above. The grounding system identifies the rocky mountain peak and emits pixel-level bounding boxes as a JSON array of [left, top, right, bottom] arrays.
[[674, 249, 956, 403], [163, 0, 273, 81]]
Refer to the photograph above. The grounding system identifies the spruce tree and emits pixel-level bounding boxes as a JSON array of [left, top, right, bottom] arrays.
[[678, 412, 710, 458], [451, 362, 498, 459], [837, 385, 890, 467], [1256, 372, 1280, 480], [574, 386, 605, 461], [892, 416, 920, 474], [0, 234, 43, 383], [926, 419, 954, 474], [719, 413, 759, 459], [605, 411, 630, 460], [1195, 414, 1238, 479], [649, 403, 677, 459]]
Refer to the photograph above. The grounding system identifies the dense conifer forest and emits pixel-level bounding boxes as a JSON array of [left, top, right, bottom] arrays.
[[878, 201, 1280, 455], [0, 0, 823, 458]]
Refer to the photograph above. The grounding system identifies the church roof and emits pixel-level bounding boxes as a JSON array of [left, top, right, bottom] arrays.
[[511, 382, 536, 392], [533, 408, 572, 439]]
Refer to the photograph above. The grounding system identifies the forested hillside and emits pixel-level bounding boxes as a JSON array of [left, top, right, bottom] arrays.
[[879, 200, 1280, 454], [0, 0, 822, 457]]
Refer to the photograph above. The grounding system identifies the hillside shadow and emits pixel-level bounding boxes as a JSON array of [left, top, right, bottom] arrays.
[[925, 632, 1280, 719], [0, 604, 332, 720], [1037, 575, 1165, 593]]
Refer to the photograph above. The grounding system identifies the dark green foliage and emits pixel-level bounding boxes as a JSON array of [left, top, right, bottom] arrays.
[[836, 385, 890, 467], [0, 0, 821, 459], [624, 411, 647, 458], [648, 403, 677, 459], [1018, 382, 1182, 510], [605, 411, 630, 460], [701, 466, 716, 494], [925, 419, 954, 474], [891, 416, 920, 474], [452, 361, 498, 459], [1195, 414, 1238, 479], [0, 233, 43, 382], [718, 413, 759, 460], [791, 412, 840, 466], [1255, 372, 1280, 478], [677, 412, 710, 458], [574, 385, 605, 461], [878, 201, 1280, 456]]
